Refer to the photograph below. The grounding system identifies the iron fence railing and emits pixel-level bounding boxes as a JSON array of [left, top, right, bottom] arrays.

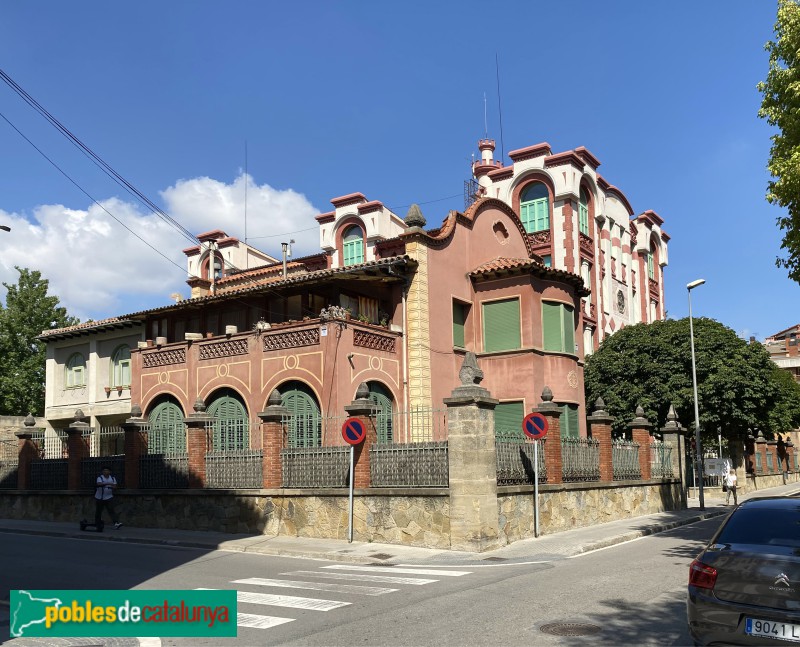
[[30, 458, 68, 489], [755, 451, 763, 473], [561, 437, 600, 482], [281, 446, 349, 488], [650, 441, 674, 479], [612, 439, 641, 480], [389, 407, 448, 443], [766, 450, 775, 473], [0, 458, 18, 489], [43, 430, 68, 459], [89, 426, 125, 457], [370, 441, 448, 487], [206, 449, 263, 488], [139, 453, 190, 488], [81, 455, 125, 490], [495, 430, 546, 485]]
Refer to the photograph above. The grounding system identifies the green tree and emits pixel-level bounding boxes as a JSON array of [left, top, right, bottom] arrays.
[[758, 0, 800, 283], [584, 318, 799, 442], [0, 267, 78, 416]]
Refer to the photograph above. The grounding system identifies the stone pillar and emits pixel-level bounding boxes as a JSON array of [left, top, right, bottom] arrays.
[[661, 404, 687, 508], [755, 430, 767, 474], [536, 387, 562, 484], [787, 439, 796, 477], [443, 352, 501, 552], [777, 436, 787, 483], [67, 409, 91, 490], [628, 406, 652, 481], [15, 414, 39, 490], [185, 398, 213, 489], [121, 404, 147, 489], [344, 383, 377, 489], [258, 390, 289, 488], [587, 397, 614, 482], [744, 430, 755, 474]]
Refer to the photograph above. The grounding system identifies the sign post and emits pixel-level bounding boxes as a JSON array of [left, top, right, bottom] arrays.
[[342, 417, 366, 543], [523, 412, 549, 538]]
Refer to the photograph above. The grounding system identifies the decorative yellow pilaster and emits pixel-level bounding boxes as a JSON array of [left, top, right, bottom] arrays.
[[404, 240, 432, 440]]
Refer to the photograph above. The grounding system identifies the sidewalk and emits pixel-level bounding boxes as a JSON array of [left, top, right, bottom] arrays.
[[2, 481, 798, 566]]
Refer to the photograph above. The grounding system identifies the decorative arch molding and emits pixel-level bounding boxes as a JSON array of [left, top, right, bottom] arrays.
[[269, 378, 323, 413], [416, 197, 539, 259], [510, 170, 557, 218]]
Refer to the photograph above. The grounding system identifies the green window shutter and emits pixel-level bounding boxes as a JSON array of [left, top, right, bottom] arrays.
[[542, 255, 552, 268], [562, 305, 575, 354], [368, 383, 394, 443], [647, 252, 654, 280], [533, 198, 549, 232], [542, 302, 563, 351], [149, 401, 185, 454], [111, 346, 131, 387], [520, 184, 549, 234], [452, 302, 466, 348], [281, 387, 321, 448], [559, 404, 579, 438], [579, 202, 589, 236], [208, 393, 248, 451], [343, 227, 364, 266], [494, 401, 524, 441], [483, 299, 521, 353]]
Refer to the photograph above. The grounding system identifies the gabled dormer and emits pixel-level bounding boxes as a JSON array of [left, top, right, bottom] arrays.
[[317, 193, 408, 268]]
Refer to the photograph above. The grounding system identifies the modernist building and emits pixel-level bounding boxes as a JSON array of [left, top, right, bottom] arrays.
[[765, 323, 800, 383], [39, 139, 669, 444]]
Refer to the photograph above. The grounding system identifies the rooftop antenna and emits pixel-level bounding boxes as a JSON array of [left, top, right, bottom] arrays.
[[495, 52, 505, 160], [483, 92, 488, 139], [244, 140, 248, 269]]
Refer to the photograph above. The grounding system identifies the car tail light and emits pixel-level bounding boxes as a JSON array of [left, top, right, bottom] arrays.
[[690, 559, 718, 589]]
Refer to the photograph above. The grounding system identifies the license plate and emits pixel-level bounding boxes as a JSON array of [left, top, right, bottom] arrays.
[[746, 618, 800, 642]]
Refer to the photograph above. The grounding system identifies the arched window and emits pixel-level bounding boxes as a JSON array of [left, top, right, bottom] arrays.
[[110, 345, 131, 388], [647, 245, 655, 280], [148, 400, 186, 454], [202, 253, 223, 280], [65, 353, 86, 388], [367, 382, 394, 443], [208, 390, 249, 451], [520, 183, 549, 233], [280, 381, 321, 448], [579, 188, 590, 236], [342, 226, 364, 266]]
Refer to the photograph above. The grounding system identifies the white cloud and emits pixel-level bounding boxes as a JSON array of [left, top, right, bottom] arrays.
[[0, 174, 320, 322]]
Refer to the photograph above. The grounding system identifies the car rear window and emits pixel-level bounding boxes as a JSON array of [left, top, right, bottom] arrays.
[[716, 505, 800, 548]]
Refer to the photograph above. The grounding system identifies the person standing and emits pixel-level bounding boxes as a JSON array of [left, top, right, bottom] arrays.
[[95, 467, 122, 529], [724, 468, 738, 506]]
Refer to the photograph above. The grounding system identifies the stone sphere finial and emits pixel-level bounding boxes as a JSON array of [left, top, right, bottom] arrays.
[[635, 405, 645, 417], [193, 398, 207, 414], [267, 389, 282, 407], [24, 413, 36, 427], [458, 352, 484, 386], [404, 204, 426, 228], [130, 404, 143, 418], [541, 386, 554, 403], [74, 409, 85, 422]]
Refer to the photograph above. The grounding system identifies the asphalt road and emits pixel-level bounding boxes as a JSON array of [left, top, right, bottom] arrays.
[[0, 515, 724, 646]]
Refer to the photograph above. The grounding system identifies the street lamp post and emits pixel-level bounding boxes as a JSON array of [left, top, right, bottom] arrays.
[[688, 278, 706, 510]]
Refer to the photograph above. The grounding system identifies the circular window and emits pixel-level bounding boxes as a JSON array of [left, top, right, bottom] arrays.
[[493, 222, 509, 244]]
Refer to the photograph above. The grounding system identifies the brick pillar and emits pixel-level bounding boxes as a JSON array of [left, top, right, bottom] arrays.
[[661, 404, 687, 508], [15, 414, 39, 490], [628, 405, 652, 481], [587, 397, 614, 482], [121, 404, 147, 490], [787, 440, 795, 475], [258, 389, 289, 488], [67, 409, 90, 490], [344, 383, 377, 489], [768, 439, 779, 475], [745, 430, 755, 474], [777, 436, 788, 481], [444, 352, 501, 552], [755, 431, 767, 474], [185, 398, 213, 489], [536, 386, 562, 484]]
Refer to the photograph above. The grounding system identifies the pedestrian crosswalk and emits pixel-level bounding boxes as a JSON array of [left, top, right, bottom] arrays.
[[197, 563, 473, 634]]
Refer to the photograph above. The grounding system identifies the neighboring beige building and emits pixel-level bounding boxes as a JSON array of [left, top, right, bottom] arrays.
[[765, 323, 800, 383]]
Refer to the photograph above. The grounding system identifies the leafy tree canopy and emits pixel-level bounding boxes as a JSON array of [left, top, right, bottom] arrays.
[[584, 318, 800, 441], [0, 267, 79, 416], [758, 0, 800, 282]]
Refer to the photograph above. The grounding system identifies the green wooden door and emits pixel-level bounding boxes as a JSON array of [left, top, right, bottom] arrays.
[[368, 383, 394, 443], [208, 392, 248, 451], [281, 385, 321, 448], [559, 404, 579, 438], [148, 401, 186, 454], [494, 401, 525, 441]]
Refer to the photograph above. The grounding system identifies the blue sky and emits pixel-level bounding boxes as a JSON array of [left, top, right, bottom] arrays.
[[0, 1, 795, 339]]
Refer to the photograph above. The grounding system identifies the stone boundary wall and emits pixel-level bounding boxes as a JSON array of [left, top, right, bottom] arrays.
[[0, 416, 45, 459], [0, 489, 451, 549], [498, 480, 682, 542], [746, 471, 800, 493]]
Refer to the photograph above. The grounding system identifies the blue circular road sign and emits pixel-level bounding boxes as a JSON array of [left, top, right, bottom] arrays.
[[342, 417, 366, 445], [523, 412, 548, 440]]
